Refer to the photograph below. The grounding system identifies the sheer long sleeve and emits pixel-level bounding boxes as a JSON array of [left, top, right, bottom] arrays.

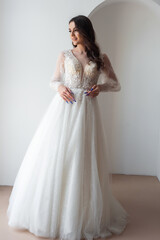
[[49, 51, 65, 92], [98, 53, 121, 92]]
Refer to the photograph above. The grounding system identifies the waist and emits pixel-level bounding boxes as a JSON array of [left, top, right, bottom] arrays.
[[65, 87, 89, 102], [66, 86, 89, 92], [71, 87, 85, 91]]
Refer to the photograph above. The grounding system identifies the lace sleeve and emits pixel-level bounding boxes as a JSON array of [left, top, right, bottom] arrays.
[[49, 51, 65, 92], [98, 53, 121, 92]]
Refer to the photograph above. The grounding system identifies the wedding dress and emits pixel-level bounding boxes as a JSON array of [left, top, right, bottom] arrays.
[[7, 49, 130, 240]]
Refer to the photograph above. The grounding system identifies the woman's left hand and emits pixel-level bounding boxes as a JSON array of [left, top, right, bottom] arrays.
[[85, 85, 101, 98]]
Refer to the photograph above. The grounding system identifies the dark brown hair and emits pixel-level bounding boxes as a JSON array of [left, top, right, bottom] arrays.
[[69, 15, 104, 71]]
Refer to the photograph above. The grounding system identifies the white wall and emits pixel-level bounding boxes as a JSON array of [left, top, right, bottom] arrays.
[[1, 0, 160, 185], [89, 0, 160, 179]]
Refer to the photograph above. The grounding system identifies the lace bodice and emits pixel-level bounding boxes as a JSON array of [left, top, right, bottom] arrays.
[[50, 49, 121, 93]]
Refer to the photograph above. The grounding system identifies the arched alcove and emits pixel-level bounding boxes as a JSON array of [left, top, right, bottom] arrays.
[[88, 0, 160, 180]]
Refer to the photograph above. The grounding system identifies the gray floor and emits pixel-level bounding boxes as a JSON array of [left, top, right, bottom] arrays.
[[1, 174, 160, 240]]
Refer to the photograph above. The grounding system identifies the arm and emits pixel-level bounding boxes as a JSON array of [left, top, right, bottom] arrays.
[[49, 51, 65, 92], [98, 53, 121, 92]]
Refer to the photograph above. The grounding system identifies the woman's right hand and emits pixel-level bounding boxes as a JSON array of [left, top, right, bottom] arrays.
[[58, 85, 76, 103]]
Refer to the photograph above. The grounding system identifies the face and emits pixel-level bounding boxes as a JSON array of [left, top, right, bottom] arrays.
[[69, 21, 84, 46]]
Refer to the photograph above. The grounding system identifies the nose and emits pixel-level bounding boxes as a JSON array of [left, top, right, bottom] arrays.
[[71, 31, 75, 37]]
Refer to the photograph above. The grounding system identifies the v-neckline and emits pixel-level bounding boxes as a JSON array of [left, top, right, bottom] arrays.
[[70, 49, 91, 72]]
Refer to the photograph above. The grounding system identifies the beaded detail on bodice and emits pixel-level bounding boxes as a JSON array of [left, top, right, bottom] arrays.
[[49, 49, 121, 94], [62, 49, 100, 90]]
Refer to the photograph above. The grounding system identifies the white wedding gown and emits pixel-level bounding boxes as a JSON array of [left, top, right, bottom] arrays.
[[7, 49, 130, 240]]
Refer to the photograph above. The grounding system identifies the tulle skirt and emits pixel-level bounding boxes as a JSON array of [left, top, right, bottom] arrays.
[[7, 87, 129, 240]]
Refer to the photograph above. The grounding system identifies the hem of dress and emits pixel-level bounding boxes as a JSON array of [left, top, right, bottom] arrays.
[[8, 213, 130, 240]]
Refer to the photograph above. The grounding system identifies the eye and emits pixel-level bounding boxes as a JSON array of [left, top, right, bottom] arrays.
[[68, 28, 78, 33]]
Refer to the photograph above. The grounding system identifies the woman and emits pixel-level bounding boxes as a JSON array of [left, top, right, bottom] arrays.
[[7, 15, 129, 240]]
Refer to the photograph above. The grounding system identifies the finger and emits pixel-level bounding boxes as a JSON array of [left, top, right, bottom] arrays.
[[65, 88, 71, 94], [92, 88, 99, 94], [90, 85, 97, 91], [85, 85, 98, 95], [87, 92, 95, 96], [93, 89, 99, 94], [88, 85, 97, 94], [61, 92, 72, 102], [64, 95, 72, 102], [63, 95, 74, 103], [87, 89, 94, 94], [66, 87, 72, 93], [64, 91, 75, 101], [66, 90, 75, 100], [84, 91, 89, 96], [66, 88, 75, 99], [62, 95, 70, 102], [90, 91, 98, 97]]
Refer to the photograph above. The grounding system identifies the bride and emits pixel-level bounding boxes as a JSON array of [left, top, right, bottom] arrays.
[[7, 15, 129, 240]]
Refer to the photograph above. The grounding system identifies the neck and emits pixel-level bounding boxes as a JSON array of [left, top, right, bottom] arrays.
[[74, 44, 86, 54]]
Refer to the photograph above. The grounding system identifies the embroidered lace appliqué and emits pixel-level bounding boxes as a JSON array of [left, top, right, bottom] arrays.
[[49, 49, 121, 98]]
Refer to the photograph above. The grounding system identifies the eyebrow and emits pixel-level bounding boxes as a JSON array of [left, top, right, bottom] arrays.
[[68, 27, 76, 30]]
